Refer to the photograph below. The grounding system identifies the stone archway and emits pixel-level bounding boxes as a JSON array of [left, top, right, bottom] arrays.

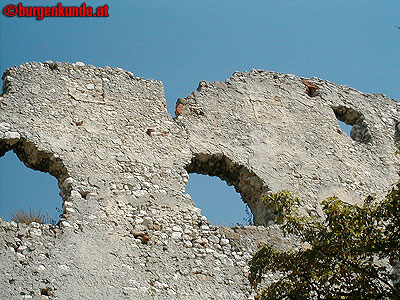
[[185, 153, 271, 226]]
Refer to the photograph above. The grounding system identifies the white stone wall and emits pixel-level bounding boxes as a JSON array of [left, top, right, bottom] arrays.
[[0, 62, 398, 299]]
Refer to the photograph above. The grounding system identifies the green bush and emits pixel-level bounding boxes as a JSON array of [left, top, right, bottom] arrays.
[[249, 185, 400, 300]]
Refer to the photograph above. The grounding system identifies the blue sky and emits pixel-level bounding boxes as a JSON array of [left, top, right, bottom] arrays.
[[1, 1, 399, 225]]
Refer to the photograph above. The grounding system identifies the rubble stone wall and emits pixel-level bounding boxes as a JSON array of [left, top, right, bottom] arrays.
[[0, 62, 398, 299]]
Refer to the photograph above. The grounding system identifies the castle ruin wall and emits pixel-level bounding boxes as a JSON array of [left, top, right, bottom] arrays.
[[0, 62, 398, 299]]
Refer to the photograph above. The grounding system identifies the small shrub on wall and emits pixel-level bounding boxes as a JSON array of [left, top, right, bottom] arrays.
[[249, 185, 400, 300]]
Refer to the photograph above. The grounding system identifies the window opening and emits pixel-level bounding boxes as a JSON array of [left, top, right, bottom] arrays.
[[185, 153, 270, 226], [0, 137, 68, 225], [185, 173, 252, 226], [337, 119, 352, 137], [332, 106, 371, 143], [0, 151, 62, 224]]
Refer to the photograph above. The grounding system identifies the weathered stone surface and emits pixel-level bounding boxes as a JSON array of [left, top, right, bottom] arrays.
[[0, 62, 398, 299]]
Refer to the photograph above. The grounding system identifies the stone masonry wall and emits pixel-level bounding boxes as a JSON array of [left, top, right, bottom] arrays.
[[0, 62, 398, 299]]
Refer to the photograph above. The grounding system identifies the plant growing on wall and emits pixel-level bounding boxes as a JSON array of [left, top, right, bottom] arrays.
[[249, 186, 400, 300], [11, 207, 57, 225]]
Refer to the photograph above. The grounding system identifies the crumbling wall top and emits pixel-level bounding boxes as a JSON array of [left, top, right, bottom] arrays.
[[0, 63, 399, 299]]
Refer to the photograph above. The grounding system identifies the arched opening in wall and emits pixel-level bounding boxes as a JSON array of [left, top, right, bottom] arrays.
[[336, 120, 352, 137], [185, 174, 252, 226], [0, 137, 68, 225], [185, 153, 270, 226], [332, 106, 371, 143]]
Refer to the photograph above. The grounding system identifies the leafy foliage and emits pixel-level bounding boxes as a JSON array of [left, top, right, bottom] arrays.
[[249, 186, 400, 300]]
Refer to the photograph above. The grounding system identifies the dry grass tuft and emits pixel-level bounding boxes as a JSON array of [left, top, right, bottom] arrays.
[[11, 208, 49, 224]]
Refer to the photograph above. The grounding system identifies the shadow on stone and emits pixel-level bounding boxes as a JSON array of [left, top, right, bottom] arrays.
[[185, 153, 272, 226], [332, 106, 371, 143]]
